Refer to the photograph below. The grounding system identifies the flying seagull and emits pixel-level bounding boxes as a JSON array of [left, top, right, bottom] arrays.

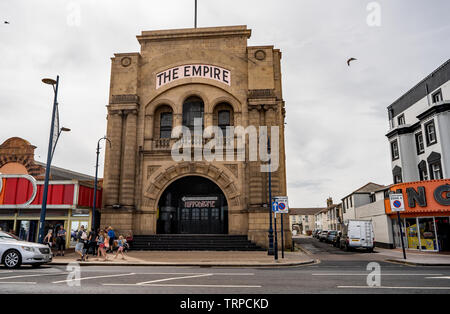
[[347, 57, 357, 66], [4, 21, 10, 24]]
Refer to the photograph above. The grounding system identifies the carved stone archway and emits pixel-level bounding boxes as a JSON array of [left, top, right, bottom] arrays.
[[143, 162, 241, 212]]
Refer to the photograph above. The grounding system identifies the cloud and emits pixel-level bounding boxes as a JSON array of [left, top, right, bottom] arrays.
[[1, 0, 449, 208]]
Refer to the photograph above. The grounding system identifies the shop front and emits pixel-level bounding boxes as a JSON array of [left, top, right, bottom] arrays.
[[386, 179, 450, 252], [0, 176, 101, 248]]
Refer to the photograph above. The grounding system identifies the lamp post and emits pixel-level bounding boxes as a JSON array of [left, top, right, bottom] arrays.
[[92, 136, 111, 231], [38, 76, 63, 244], [267, 136, 275, 256]]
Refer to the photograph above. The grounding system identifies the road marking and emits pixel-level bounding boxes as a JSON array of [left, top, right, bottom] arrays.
[[137, 273, 212, 285], [0, 272, 68, 280], [0, 271, 14, 275], [338, 285, 450, 290], [0, 281, 37, 284], [52, 273, 135, 284], [136, 272, 254, 276], [313, 273, 443, 276], [103, 283, 262, 288], [427, 276, 450, 279]]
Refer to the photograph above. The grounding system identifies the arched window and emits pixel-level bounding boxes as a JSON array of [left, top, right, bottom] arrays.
[[213, 102, 234, 135], [160, 112, 173, 138], [182, 96, 204, 131], [154, 105, 173, 139]]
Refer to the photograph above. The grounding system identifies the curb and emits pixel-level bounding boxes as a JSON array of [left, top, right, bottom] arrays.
[[385, 259, 450, 267], [49, 259, 316, 268]]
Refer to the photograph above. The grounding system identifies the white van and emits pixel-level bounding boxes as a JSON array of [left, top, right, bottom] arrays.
[[339, 220, 375, 252]]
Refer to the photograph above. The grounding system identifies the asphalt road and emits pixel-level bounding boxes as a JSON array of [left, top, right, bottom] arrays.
[[0, 238, 449, 294]]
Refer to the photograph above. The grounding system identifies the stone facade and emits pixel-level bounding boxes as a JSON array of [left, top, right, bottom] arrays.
[[101, 25, 290, 249]]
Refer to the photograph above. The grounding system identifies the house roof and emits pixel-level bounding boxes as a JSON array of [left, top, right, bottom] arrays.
[[289, 208, 326, 216], [342, 182, 386, 200], [35, 161, 95, 181]]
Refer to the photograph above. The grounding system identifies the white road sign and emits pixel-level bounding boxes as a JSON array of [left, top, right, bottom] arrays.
[[389, 193, 405, 212], [272, 196, 289, 214]]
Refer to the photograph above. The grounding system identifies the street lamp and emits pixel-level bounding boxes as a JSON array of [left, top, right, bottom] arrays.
[[50, 127, 71, 163], [38, 75, 63, 244], [92, 136, 111, 231]]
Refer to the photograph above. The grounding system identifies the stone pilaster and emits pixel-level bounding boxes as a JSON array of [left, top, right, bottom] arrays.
[[120, 109, 138, 207], [104, 110, 123, 206]]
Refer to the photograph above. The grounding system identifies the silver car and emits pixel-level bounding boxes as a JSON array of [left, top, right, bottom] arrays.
[[0, 231, 52, 268]]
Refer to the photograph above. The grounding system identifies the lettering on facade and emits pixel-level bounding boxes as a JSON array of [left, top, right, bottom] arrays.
[[156, 64, 231, 89], [402, 184, 450, 208]]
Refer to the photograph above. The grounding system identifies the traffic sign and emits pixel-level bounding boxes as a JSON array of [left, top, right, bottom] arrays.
[[389, 193, 405, 212], [272, 196, 289, 214]]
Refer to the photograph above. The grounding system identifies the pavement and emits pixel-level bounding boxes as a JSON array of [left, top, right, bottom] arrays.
[[294, 235, 450, 266], [49, 250, 315, 267]]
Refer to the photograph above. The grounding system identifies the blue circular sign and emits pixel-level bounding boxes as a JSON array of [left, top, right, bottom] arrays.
[[393, 200, 402, 208], [278, 203, 286, 210]]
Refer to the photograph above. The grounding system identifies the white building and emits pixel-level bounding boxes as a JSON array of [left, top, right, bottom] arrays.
[[342, 182, 385, 222], [341, 182, 394, 248], [386, 59, 450, 183]]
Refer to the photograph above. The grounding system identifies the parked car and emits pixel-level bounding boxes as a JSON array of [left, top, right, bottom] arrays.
[[0, 231, 52, 268], [319, 230, 328, 242], [339, 220, 375, 252], [326, 230, 338, 244]]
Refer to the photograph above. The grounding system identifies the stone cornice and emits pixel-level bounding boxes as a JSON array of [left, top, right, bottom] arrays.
[[137, 25, 251, 43]]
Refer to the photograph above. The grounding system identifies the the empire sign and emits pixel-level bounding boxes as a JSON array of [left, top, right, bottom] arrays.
[[156, 64, 231, 89]]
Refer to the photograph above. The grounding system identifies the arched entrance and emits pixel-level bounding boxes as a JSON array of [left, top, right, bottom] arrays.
[[157, 176, 228, 234]]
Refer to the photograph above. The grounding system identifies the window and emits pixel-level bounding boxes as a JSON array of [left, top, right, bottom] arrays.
[[415, 132, 424, 155], [418, 161, 428, 181], [369, 194, 376, 203], [393, 166, 403, 184], [397, 114, 405, 126], [182, 96, 204, 131], [160, 112, 173, 138], [425, 120, 437, 146], [218, 110, 231, 134], [391, 140, 399, 160], [431, 163, 443, 180], [349, 197, 353, 208], [432, 90, 443, 103]]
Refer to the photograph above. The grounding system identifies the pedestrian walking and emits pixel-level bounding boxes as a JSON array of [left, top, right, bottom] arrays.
[[96, 230, 108, 261], [114, 235, 126, 260], [56, 225, 67, 256], [88, 228, 98, 256], [75, 225, 88, 261], [107, 226, 115, 253], [43, 229, 54, 256]]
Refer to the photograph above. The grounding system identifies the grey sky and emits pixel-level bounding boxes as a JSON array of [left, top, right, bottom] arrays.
[[1, 0, 449, 207]]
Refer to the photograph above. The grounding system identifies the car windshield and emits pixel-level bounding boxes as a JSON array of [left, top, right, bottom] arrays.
[[329, 231, 337, 235], [0, 231, 19, 241]]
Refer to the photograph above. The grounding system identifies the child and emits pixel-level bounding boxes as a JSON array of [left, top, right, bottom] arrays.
[[114, 235, 126, 260], [96, 230, 108, 261]]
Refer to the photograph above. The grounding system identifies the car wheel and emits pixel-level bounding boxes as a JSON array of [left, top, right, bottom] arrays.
[[3, 250, 22, 268]]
